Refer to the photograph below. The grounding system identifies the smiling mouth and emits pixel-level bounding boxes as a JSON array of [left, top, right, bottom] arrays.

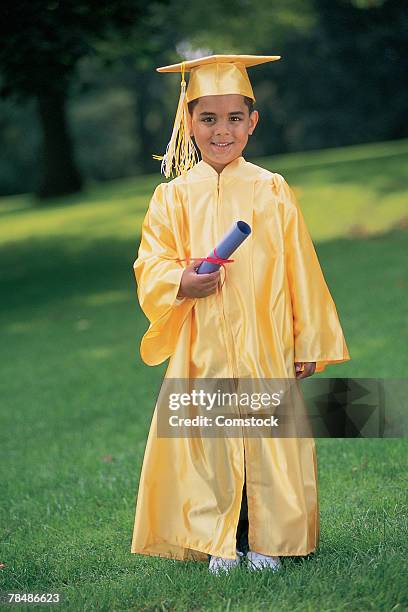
[[211, 142, 233, 148]]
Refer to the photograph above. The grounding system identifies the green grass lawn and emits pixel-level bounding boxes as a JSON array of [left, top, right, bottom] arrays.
[[0, 139, 407, 610]]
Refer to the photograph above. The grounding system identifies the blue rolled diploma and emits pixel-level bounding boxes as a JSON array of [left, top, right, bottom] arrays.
[[196, 220, 251, 274]]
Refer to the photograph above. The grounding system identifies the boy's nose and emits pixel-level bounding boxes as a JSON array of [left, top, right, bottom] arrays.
[[215, 121, 231, 136]]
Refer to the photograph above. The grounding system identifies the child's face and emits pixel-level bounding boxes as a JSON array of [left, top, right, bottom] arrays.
[[188, 94, 259, 173]]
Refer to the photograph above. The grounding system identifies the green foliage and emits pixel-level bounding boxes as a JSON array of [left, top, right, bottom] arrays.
[[0, 0, 156, 100], [71, 88, 141, 180], [0, 0, 171, 197], [0, 98, 40, 195], [0, 0, 406, 195], [310, 0, 407, 146]]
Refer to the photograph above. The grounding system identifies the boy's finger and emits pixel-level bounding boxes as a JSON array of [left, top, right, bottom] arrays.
[[304, 363, 316, 376], [295, 362, 316, 379], [204, 287, 219, 296], [195, 270, 220, 279], [196, 274, 220, 286]]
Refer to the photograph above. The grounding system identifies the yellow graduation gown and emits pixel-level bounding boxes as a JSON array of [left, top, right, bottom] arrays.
[[131, 155, 350, 561]]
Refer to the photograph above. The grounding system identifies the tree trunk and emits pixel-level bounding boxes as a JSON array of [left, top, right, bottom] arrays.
[[35, 89, 83, 199], [132, 70, 157, 175]]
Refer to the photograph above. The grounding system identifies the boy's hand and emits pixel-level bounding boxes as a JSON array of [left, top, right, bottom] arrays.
[[295, 362, 316, 379], [177, 263, 221, 299]]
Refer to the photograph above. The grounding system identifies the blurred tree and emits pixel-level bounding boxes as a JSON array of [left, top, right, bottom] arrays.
[[0, 0, 167, 200], [311, 0, 407, 145], [0, 0, 405, 194], [88, 2, 183, 175]]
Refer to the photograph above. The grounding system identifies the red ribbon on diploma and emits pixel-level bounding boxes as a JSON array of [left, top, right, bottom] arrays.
[[176, 248, 234, 290]]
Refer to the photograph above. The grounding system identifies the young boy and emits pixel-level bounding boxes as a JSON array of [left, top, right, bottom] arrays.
[[131, 55, 350, 574]]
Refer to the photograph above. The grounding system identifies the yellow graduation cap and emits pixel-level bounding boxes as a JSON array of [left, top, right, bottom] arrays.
[[153, 54, 281, 178]]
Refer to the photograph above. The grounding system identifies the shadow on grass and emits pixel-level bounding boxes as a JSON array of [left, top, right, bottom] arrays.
[[0, 227, 406, 318], [0, 235, 141, 315], [0, 175, 160, 218]]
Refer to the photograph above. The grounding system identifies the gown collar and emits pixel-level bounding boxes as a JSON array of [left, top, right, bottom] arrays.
[[191, 155, 246, 179]]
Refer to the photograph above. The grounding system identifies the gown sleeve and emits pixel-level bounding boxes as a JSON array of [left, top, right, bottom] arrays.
[[133, 183, 195, 366], [276, 174, 351, 373]]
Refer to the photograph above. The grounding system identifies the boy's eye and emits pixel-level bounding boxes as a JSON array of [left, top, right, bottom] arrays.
[[201, 116, 242, 123]]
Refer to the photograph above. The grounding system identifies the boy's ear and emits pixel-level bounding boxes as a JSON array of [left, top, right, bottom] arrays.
[[186, 112, 193, 136], [249, 109, 259, 135]]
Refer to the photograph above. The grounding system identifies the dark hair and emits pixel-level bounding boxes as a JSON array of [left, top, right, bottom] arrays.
[[188, 95, 255, 116]]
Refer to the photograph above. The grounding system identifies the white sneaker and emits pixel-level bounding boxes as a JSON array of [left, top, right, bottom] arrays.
[[247, 550, 281, 572], [208, 550, 243, 575]]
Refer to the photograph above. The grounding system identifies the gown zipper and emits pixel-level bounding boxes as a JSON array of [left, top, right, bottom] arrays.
[[217, 173, 247, 559], [216, 174, 238, 381]]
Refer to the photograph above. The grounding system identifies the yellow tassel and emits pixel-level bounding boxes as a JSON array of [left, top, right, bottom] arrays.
[[152, 61, 200, 178]]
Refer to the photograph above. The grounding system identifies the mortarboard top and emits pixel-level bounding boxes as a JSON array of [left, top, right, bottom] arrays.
[[156, 54, 281, 103], [153, 54, 281, 178]]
